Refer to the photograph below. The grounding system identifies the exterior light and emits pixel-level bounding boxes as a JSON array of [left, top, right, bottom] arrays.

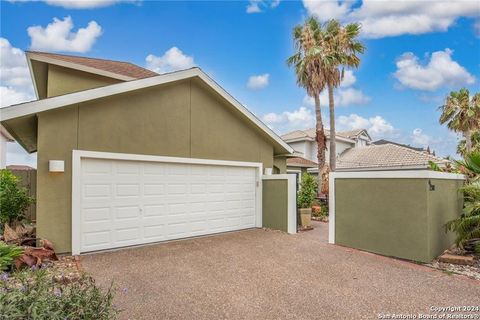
[[49, 160, 65, 172]]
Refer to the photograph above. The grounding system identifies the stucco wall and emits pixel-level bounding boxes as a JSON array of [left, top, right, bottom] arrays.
[[47, 64, 122, 98], [262, 179, 288, 232], [334, 178, 463, 262], [37, 78, 279, 253]]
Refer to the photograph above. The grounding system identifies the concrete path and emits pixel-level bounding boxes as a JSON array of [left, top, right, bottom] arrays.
[[81, 221, 480, 320]]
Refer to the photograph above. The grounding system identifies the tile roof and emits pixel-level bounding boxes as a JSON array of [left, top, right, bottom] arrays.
[[281, 128, 364, 141], [286, 157, 318, 167], [6, 165, 35, 171], [336, 143, 448, 170], [28, 51, 158, 80], [372, 139, 425, 152]]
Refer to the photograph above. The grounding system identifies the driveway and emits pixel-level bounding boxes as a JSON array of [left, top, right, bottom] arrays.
[[81, 221, 480, 320]]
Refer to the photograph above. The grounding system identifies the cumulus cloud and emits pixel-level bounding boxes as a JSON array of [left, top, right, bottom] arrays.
[[303, 0, 480, 39], [337, 114, 396, 139], [394, 48, 475, 91], [0, 38, 34, 107], [247, 73, 270, 89], [411, 128, 432, 147], [146, 47, 195, 74], [262, 106, 315, 133], [246, 0, 280, 13], [28, 16, 102, 53]]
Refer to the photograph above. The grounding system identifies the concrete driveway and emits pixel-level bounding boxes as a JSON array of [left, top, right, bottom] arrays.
[[81, 221, 480, 320]]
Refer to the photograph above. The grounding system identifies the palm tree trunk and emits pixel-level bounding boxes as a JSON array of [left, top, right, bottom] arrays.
[[465, 130, 472, 153], [314, 93, 326, 195], [328, 84, 336, 171]]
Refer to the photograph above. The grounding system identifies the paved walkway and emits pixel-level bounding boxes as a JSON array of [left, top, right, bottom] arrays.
[[81, 221, 480, 319]]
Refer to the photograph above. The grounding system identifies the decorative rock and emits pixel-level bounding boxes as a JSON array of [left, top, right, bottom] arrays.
[[438, 253, 474, 266]]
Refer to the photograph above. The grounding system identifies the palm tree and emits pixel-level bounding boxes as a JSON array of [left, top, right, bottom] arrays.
[[322, 20, 364, 171], [439, 88, 480, 153], [457, 131, 480, 156], [287, 17, 327, 190]]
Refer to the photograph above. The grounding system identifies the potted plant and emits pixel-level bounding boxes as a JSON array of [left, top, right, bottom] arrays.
[[297, 172, 318, 228]]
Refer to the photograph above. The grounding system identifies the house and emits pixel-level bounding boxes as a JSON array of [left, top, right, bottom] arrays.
[[0, 124, 14, 169], [282, 128, 447, 174], [0, 51, 294, 254], [281, 128, 372, 175]]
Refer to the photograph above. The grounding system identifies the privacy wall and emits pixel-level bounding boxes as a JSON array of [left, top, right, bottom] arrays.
[[329, 171, 464, 263], [262, 174, 296, 234]]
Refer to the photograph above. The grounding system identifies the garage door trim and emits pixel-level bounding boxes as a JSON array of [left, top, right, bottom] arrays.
[[72, 150, 263, 255]]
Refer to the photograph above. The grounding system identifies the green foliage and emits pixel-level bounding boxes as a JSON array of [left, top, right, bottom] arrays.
[[297, 173, 318, 208], [0, 269, 119, 319], [0, 169, 35, 228], [446, 151, 480, 254], [428, 161, 443, 172], [457, 131, 480, 157], [0, 242, 23, 272]]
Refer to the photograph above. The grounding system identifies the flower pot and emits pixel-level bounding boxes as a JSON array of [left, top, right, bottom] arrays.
[[299, 208, 312, 228]]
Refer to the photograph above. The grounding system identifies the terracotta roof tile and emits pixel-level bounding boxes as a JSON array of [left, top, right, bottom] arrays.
[[287, 157, 318, 167], [28, 51, 158, 79], [281, 128, 365, 141]]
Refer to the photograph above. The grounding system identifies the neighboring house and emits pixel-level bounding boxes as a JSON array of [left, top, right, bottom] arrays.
[[282, 128, 372, 175], [0, 124, 14, 168], [372, 139, 429, 153], [0, 52, 293, 254], [335, 143, 448, 171]]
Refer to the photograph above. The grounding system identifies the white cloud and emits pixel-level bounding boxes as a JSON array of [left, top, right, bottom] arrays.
[[146, 47, 195, 74], [303, 0, 480, 39], [246, 0, 280, 13], [337, 114, 395, 139], [340, 70, 356, 88], [411, 128, 432, 147], [394, 48, 475, 91], [0, 38, 34, 108], [247, 73, 270, 89], [28, 16, 102, 53], [9, 0, 134, 8], [262, 106, 315, 133]]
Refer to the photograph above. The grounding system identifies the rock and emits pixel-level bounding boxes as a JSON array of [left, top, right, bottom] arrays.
[[438, 253, 474, 266]]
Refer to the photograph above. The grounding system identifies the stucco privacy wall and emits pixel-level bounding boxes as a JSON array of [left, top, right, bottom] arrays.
[[37, 78, 285, 253], [262, 175, 296, 234], [331, 173, 464, 262]]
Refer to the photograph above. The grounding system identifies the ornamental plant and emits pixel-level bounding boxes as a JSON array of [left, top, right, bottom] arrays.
[[0, 170, 35, 230], [297, 172, 318, 209], [0, 242, 23, 271]]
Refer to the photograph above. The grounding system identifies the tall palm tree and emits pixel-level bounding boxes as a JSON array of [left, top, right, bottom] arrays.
[[322, 20, 364, 171], [439, 88, 480, 153], [287, 17, 327, 190]]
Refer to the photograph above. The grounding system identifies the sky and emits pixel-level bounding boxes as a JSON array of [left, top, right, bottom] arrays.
[[1, 0, 479, 167]]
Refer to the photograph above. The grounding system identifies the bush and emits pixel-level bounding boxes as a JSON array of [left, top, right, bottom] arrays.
[[0, 242, 23, 271], [0, 269, 119, 319], [297, 172, 318, 208], [0, 170, 35, 229]]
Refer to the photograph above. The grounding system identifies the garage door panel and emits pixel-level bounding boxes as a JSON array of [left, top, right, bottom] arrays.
[[79, 158, 257, 253]]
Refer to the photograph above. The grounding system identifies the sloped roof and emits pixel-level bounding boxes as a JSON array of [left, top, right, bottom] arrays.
[[372, 139, 425, 152], [27, 51, 158, 80], [287, 157, 317, 168], [336, 143, 448, 171], [281, 128, 366, 142]]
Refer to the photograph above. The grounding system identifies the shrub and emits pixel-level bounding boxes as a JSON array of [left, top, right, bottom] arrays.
[[297, 172, 318, 209], [0, 170, 35, 229], [0, 269, 119, 319], [0, 242, 23, 271]]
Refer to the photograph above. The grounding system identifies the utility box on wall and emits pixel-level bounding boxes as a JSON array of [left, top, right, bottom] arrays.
[[329, 171, 464, 263]]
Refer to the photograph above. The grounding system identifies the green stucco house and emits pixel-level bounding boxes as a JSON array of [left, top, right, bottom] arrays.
[[1, 52, 296, 254]]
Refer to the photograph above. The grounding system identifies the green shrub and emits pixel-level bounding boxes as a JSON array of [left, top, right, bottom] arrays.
[[0, 242, 23, 271], [297, 172, 318, 208], [0, 269, 119, 319], [0, 169, 35, 229]]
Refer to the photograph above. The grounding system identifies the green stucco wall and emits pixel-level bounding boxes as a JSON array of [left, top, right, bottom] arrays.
[[37, 78, 279, 253], [47, 64, 122, 98], [262, 180, 288, 232], [334, 178, 463, 262]]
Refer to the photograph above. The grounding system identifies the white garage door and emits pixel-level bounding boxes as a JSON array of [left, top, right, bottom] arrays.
[[77, 157, 258, 253]]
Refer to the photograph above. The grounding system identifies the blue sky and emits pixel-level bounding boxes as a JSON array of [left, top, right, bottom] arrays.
[[1, 0, 479, 166]]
